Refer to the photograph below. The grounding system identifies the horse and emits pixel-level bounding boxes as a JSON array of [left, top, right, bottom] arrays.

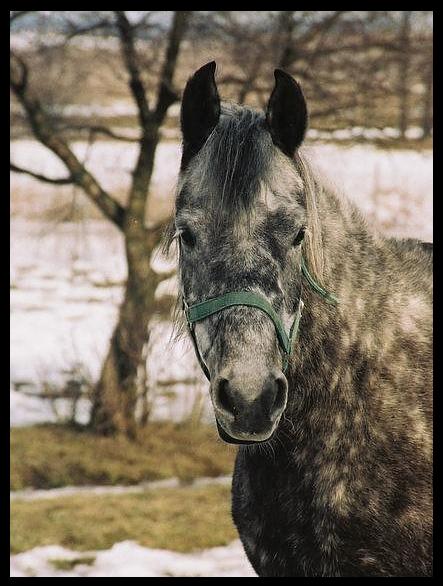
[[169, 61, 432, 577]]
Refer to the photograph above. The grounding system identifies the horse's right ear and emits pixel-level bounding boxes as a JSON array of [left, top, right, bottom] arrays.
[[266, 69, 308, 158], [180, 61, 220, 166]]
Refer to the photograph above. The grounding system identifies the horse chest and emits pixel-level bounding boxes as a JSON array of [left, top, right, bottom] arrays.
[[232, 445, 432, 577], [232, 452, 347, 576]]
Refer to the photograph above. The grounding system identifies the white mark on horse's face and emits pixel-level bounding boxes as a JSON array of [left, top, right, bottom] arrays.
[[259, 183, 281, 212]]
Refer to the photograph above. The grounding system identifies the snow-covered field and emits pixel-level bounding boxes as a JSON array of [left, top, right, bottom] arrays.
[[10, 140, 433, 241], [10, 216, 209, 426], [11, 540, 256, 578], [10, 140, 180, 221], [10, 140, 433, 426]]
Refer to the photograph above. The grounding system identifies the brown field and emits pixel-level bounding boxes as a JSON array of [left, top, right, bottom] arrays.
[[11, 422, 236, 491]]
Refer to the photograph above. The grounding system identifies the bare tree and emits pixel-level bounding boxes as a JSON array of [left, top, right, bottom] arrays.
[[207, 11, 432, 135], [11, 11, 191, 438]]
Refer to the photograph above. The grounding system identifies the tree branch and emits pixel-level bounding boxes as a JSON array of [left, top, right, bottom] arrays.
[[298, 11, 346, 46], [115, 11, 191, 232], [58, 123, 141, 143], [64, 17, 113, 40], [115, 11, 152, 130], [154, 11, 192, 122], [152, 267, 177, 283], [10, 51, 126, 230], [11, 162, 74, 185]]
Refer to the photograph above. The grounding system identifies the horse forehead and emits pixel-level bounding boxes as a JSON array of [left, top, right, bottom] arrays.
[[257, 180, 302, 214], [176, 177, 300, 222], [177, 132, 303, 208]]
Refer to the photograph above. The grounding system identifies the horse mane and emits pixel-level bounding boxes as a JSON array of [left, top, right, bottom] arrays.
[[293, 152, 326, 288]]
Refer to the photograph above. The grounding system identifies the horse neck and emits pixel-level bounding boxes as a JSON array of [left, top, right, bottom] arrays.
[[287, 173, 381, 408], [262, 166, 431, 472]]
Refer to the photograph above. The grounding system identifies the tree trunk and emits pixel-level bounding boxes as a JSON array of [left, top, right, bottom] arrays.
[[421, 61, 433, 139], [397, 11, 412, 138], [89, 259, 157, 438], [90, 131, 161, 438]]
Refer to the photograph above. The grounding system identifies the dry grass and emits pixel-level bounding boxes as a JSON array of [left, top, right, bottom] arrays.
[[11, 484, 237, 554], [50, 556, 96, 570], [10, 423, 237, 491]]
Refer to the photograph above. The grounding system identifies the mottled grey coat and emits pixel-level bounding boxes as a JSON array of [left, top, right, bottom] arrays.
[[174, 62, 432, 577]]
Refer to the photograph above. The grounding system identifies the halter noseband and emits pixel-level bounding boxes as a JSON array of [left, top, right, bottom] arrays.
[[181, 254, 338, 382]]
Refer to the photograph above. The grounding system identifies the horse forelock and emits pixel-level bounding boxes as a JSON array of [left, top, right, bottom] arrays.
[[182, 103, 271, 219]]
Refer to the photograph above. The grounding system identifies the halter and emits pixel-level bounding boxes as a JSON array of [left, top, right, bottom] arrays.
[[181, 252, 338, 382]]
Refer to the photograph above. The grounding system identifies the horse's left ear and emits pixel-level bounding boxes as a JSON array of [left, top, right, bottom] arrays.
[[266, 69, 308, 158]]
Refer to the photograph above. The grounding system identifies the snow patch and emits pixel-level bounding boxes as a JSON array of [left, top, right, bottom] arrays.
[[10, 540, 256, 577], [10, 389, 57, 427], [11, 475, 232, 502]]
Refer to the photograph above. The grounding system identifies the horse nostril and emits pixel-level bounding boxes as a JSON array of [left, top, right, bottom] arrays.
[[216, 378, 236, 415], [215, 373, 287, 425], [270, 375, 288, 418]]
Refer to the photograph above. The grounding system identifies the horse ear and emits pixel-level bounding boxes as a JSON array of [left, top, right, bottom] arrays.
[[266, 69, 308, 158], [180, 61, 221, 165]]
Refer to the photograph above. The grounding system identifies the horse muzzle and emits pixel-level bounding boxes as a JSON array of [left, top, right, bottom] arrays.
[[211, 371, 288, 444]]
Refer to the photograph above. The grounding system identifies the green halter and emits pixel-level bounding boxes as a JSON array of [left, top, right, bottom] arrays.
[[182, 255, 338, 381]]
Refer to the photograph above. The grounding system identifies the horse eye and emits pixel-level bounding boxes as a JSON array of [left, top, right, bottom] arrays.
[[293, 226, 306, 247], [180, 228, 196, 248]]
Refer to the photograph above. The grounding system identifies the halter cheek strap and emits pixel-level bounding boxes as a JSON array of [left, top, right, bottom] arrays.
[[301, 257, 338, 305]]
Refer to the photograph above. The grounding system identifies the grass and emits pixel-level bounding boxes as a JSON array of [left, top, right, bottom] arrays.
[[10, 423, 236, 491], [11, 484, 237, 554], [50, 557, 96, 570]]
